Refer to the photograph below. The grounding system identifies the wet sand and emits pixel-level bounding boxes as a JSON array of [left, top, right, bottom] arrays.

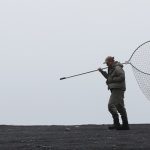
[[0, 124, 149, 150]]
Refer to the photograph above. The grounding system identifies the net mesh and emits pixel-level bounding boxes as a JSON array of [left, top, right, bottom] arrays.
[[129, 41, 150, 100]]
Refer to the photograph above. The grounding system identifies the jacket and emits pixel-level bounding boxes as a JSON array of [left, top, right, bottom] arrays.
[[100, 61, 126, 91]]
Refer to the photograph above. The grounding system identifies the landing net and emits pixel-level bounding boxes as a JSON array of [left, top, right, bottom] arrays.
[[129, 41, 150, 100]]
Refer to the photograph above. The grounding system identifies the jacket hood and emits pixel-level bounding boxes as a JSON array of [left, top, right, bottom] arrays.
[[113, 61, 123, 68]]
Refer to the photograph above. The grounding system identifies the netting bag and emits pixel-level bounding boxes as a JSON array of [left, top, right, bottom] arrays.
[[128, 41, 150, 100]]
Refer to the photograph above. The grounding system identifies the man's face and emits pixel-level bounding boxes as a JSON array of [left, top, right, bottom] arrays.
[[106, 61, 113, 67]]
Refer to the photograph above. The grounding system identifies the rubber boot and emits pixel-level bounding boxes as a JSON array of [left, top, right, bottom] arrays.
[[120, 116, 130, 130], [108, 114, 121, 130]]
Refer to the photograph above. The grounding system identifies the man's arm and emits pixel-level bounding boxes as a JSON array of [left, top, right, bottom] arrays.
[[98, 68, 108, 79]]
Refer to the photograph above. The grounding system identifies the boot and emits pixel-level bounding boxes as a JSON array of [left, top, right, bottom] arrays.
[[120, 116, 130, 130], [108, 114, 121, 130]]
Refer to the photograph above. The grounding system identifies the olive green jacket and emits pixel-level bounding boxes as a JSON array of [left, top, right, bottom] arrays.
[[99, 61, 126, 91]]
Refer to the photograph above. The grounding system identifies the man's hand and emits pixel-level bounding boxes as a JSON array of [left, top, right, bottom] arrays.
[[98, 67, 102, 72]]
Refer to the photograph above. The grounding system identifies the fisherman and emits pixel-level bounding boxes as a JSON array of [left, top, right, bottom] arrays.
[[98, 56, 130, 130]]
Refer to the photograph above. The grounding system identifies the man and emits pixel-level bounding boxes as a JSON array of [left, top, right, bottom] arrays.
[[98, 56, 130, 130]]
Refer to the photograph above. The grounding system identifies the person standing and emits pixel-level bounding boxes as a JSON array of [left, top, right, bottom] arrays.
[[98, 56, 130, 130]]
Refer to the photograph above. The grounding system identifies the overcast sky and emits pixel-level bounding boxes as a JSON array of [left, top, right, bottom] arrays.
[[0, 0, 150, 125]]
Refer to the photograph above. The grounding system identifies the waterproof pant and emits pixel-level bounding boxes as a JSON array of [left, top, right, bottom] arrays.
[[108, 89, 128, 118]]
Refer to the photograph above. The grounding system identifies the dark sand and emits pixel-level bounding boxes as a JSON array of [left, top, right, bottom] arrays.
[[0, 124, 149, 150]]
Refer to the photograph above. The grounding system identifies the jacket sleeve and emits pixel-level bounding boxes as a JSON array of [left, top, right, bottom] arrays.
[[112, 66, 125, 82], [99, 70, 108, 79]]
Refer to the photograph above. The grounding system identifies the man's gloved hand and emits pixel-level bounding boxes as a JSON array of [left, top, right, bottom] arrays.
[[98, 67, 102, 72]]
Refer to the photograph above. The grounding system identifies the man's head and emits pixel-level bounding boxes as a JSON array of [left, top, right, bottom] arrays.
[[104, 56, 115, 67]]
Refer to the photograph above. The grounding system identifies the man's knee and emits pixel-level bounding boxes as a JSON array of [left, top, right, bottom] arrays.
[[108, 103, 118, 115], [116, 104, 127, 117]]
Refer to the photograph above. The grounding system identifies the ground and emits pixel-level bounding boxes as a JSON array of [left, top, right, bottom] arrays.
[[0, 124, 149, 150]]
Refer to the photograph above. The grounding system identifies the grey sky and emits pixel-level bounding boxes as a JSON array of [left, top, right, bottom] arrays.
[[0, 0, 150, 125]]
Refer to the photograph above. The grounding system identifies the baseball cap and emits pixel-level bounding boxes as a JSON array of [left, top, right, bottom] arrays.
[[103, 56, 114, 64]]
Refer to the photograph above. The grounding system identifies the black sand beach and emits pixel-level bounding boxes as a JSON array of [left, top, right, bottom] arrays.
[[0, 124, 149, 150]]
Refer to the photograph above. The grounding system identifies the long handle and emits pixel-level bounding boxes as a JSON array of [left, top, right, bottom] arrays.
[[60, 61, 130, 80], [60, 66, 108, 80]]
